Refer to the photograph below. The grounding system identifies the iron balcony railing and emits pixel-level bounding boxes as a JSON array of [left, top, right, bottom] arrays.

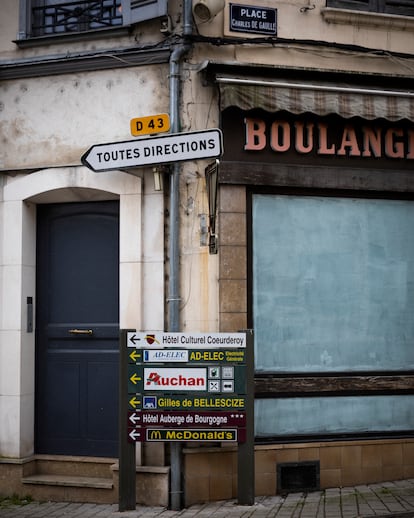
[[31, 0, 122, 36], [326, 0, 414, 16]]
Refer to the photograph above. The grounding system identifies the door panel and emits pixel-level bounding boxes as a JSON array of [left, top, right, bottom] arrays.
[[36, 201, 119, 457]]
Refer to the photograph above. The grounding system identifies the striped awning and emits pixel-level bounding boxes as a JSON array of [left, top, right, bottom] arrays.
[[216, 76, 414, 121]]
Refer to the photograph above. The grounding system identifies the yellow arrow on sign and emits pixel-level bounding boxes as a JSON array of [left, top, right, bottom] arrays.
[[130, 373, 141, 385], [129, 350, 141, 362], [129, 396, 141, 409]]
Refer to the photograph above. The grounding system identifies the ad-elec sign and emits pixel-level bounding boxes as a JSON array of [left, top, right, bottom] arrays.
[[138, 348, 246, 364]]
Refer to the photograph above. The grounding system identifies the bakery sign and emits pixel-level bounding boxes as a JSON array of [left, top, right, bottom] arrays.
[[244, 117, 414, 159], [230, 4, 277, 35]]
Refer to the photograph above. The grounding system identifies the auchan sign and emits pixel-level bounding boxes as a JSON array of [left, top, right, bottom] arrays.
[[144, 367, 207, 391]]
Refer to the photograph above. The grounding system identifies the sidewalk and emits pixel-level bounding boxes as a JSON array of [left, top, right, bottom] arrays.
[[1, 479, 414, 517]]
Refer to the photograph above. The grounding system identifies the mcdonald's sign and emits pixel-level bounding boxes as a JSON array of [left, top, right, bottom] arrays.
[[143, 428, 244, 442], [148, 429, 162, 441]]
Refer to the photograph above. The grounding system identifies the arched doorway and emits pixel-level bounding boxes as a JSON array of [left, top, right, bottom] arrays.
[[35, 200, 119, 457]]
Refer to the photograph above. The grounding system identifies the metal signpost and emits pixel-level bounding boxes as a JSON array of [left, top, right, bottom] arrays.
[[238, 329, 255, 505], [89, 122, 231, 512], [118, 330, 254, 511]]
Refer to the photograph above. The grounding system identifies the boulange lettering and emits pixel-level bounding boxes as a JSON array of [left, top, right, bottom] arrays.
[[244, 117, 414, 159]]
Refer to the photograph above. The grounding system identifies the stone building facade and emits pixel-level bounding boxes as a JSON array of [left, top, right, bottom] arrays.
[[1, 0, 414, 508]]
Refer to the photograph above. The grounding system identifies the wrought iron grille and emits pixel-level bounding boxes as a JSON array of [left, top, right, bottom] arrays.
[[31, 0, 123, 36], [326, 0, 414, 16]]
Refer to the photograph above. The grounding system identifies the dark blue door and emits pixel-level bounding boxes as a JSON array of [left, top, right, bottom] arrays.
[[35, 201, 119, 457]]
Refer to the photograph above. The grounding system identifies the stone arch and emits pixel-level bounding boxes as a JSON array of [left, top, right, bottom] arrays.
[[0, 166, 144, 458]]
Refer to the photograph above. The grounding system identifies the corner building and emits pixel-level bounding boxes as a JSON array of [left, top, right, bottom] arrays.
[[180, 0, 414, 506], [1, 0, 414, 508], [0, 0, 170, 506]]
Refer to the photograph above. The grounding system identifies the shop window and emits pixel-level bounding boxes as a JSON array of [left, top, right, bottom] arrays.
[[326, 0, 414, 17], [18, 0, 167, 41], [252, 194, 414, 374], [255, 395, 414, 438], [252, 192, 414, 440]]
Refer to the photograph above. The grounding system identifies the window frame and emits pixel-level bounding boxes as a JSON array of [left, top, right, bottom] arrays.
[[326, 0, 414, 17], [16, 0, 167, 46], [251, 189, 414, 376], [248, 186, 414, 442]]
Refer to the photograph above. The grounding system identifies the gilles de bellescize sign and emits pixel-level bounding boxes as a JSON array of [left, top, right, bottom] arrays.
[[125, 331, 250, 443]]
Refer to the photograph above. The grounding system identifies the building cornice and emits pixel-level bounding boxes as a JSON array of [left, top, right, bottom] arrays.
[[0, 46, 170, 80]]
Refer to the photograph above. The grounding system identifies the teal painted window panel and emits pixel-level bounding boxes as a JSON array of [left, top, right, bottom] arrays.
[[253, 194, 414, 373], [255, 395, 414, 436]]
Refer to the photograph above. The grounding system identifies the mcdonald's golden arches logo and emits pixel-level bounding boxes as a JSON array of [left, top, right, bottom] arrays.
[[148, 429, 162, 440]]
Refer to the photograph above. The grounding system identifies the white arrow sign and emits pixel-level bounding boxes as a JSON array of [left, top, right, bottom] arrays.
[[126, 331, 246, 348], [129, 429, 142, 441], [81, 129, 223, 172], [129, 412, 141, 426]]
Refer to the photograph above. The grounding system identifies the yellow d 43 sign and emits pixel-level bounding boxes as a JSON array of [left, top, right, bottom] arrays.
[[130, 113, 170, 136]]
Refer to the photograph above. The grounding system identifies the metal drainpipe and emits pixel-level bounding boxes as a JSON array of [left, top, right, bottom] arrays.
[[168, 0, 192, 510]]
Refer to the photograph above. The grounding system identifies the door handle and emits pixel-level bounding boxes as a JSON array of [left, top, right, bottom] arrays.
[[68, 329, 93, 335]]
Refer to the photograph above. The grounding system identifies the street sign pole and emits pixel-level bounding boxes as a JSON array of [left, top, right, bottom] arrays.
[[122, 330, 250, 510], [119, 329, 136, 512], [238, 329, 255, 505]]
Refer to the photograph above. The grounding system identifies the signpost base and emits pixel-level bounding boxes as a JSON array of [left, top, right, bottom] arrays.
[[237, 329, 255, 505], [170, 442, 183, 510]]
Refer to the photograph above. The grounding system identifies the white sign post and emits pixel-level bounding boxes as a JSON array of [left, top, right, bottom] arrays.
[[81, 129, 223, 172]]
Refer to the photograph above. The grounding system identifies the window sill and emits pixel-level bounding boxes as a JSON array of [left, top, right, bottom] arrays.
[[14, 26, 130, 49], [321, 7, 414, 30]]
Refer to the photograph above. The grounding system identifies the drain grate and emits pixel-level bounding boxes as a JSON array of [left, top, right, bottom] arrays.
[[277, 461, 320, 493]]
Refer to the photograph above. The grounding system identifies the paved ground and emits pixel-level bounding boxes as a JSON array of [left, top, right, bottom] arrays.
[[1, 479, 414, 517]]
